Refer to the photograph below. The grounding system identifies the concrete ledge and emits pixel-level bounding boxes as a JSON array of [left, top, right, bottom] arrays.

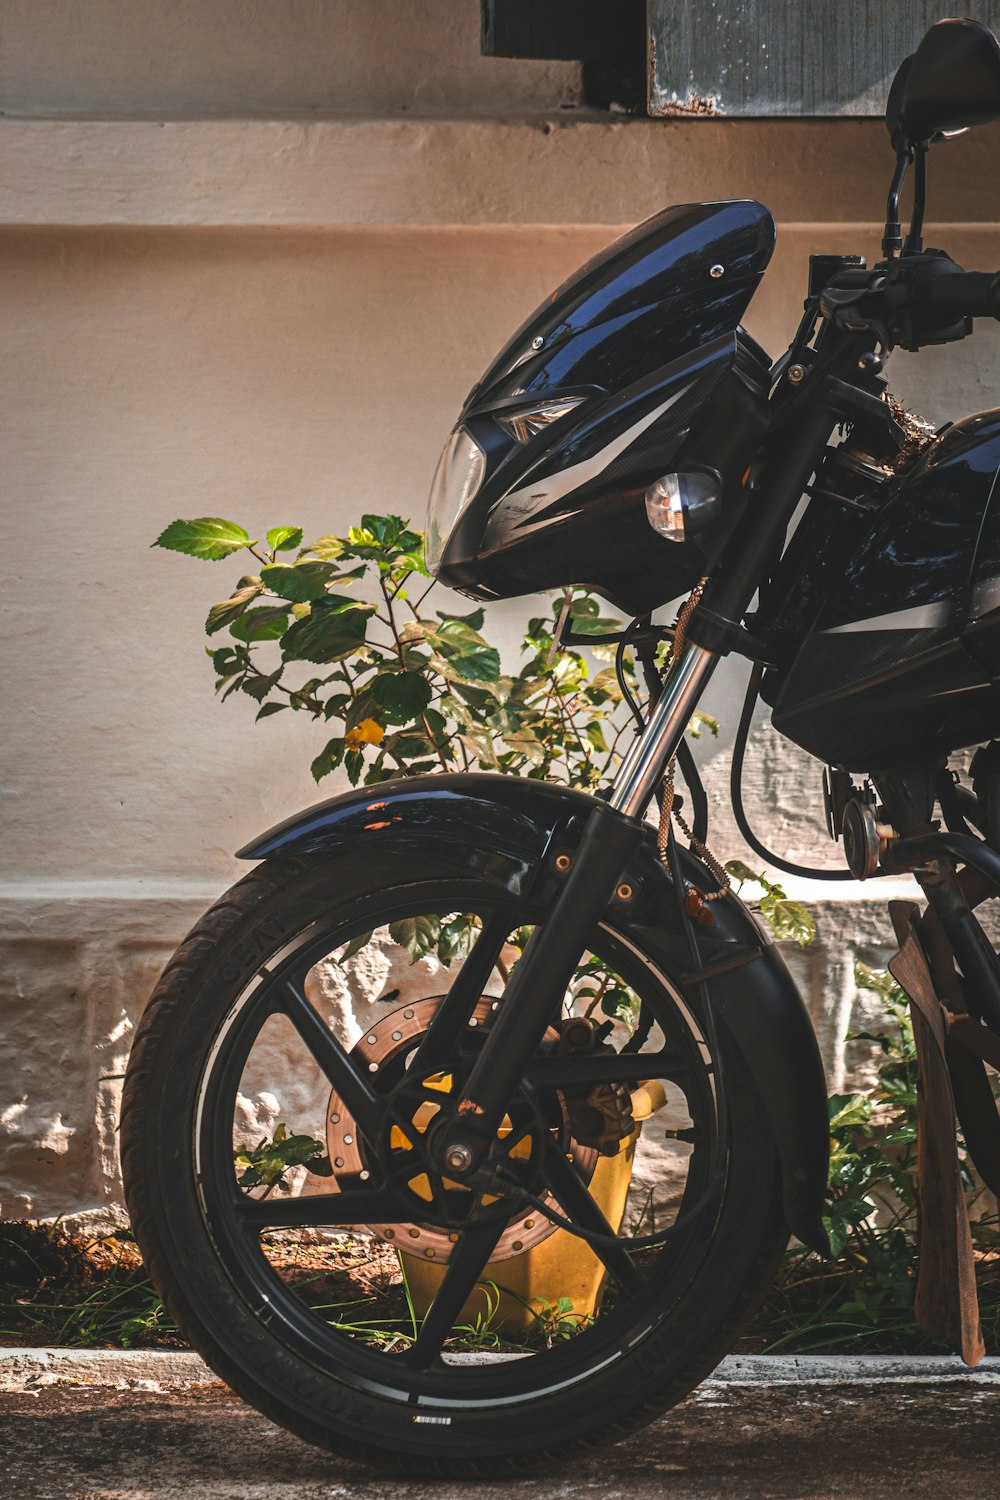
[[4, 1347, 999, 1393], [0, 1347, 219, 1391], [1, 115, 999, 227], [711, 1353, 1000, 1385]]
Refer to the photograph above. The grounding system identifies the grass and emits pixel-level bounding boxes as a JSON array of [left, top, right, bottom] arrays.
[[741, 1242, 1000, 1356], [0, 1220, 178, 1348], [3, 1215, 998, 1357]]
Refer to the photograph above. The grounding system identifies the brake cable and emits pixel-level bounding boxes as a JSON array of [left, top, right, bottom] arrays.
[[731, 662, 856, 881]]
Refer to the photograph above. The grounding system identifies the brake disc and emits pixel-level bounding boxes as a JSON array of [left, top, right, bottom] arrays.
[[326, 995, 600, 1263]]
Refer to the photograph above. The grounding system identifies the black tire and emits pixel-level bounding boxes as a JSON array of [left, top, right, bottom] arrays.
[[121, 852, 787, 1477]]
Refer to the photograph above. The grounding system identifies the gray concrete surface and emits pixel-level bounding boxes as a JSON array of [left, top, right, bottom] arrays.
[[0, 1371, 996, 1499], [5, 1347, 1000, 1392]]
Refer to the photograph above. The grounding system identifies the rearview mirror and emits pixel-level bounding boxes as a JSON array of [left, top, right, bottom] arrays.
[[886, 17, 1000, 148]]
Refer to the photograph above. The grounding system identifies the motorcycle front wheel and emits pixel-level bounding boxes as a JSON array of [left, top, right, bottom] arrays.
[[121, 849, 787, 1476]]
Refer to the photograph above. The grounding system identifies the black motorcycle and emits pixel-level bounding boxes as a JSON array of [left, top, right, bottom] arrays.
[[122, 18, 1000, 1474]]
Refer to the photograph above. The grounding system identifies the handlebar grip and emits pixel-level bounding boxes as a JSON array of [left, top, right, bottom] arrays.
[[922, 268, 1000, 323]]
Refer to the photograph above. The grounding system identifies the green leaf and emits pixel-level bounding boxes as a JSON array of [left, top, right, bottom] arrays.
[[204, 581, 264, 635], [500, 727, 547, 764], [585, 721, 608, 753], [234, 1125, 330, 1190], [229, 605, 291, 643], [302, 534, 346, 562], [425, 619, 501, 683], [458, 728, 499, 768], [438, 605, 485, 631], [759, 893, 817, 948], [566, 593, 597, 617], [348, 515, 422, 557], [345, 748, 365, 786], [389, 915, 442, 963], [210, 645, 243, 677], [255, 702, 287, 721], [282, 600, 376, 663], [829, 1093, 872, 1130], [371, 670, 433, 724], [688, 710, 719, 740], [438, 914, 477, 966], [311, 738, 345, 782], [260, 560, 338, 602], [154, 517, 256, 561], [267, 525, 303, 553], [240, 669, 282, 702], [395, 548, 430, 577], [855, 962, 910, 1009], [338, 929, 374, 963]]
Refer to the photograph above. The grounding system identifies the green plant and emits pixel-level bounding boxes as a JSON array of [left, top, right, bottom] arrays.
[[0, 1221, 179, 1349], [747, 962, 1000, 1353], [154, 512, 641, 794], [724, 860, 817, 948], [234, 1122, 332, 1193], [154, 510, 742, 979], [528, 1294, 593, 1345]]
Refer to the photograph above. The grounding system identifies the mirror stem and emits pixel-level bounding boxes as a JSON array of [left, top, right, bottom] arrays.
[[883, 147, 913, 259], [903, 144, 928, 255]]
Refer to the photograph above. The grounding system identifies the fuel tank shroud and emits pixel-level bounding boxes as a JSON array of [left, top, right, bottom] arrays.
[[767, 410, 1000, 770], [434, 201, 776, 616]]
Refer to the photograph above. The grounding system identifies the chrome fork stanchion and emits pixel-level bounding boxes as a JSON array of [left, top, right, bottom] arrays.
[[608, 644, 719, 819], [434, 641, 719, 1177]]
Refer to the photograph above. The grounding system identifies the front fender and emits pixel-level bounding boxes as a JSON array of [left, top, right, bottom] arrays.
[[238, 772, 830, 1253]]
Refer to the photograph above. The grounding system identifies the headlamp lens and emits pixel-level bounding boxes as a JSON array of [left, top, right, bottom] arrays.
[[425, 426, 486, 575]]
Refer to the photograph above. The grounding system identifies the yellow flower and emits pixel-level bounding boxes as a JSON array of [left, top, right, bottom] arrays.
[[345, 718, 384, 749]]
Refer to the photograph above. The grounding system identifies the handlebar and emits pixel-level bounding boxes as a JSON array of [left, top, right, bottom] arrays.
[[913, 264, 1000, 324], [819, 253, 1000, 351]]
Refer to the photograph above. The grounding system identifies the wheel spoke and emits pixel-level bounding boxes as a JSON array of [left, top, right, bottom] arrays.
[[409, 909, 514, 1073], [524, 1050, 689, 1089], [539, 1137, 646, 1298], [238, 1186, 400, 1230], [404, 1214, 508, 1369], [279, 977, 379, 1133]]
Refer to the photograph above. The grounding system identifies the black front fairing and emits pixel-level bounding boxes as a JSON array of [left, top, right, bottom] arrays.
[[434, 201, 775, 614], [471, 200, 775, 407]]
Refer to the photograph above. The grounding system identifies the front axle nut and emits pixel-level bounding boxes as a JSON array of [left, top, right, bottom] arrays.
[[443, 1143, 474, 1174]]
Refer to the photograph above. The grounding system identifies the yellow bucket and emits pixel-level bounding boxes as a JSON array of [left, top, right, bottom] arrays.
[[399, 1132, 638, 1336]]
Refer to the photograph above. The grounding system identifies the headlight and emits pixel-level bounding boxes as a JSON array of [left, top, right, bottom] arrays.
[[425, 425, 486, 575], [645, 470, 722, 543]]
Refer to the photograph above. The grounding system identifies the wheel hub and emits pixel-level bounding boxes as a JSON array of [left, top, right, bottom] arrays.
[[325, 995, 599, 1263]]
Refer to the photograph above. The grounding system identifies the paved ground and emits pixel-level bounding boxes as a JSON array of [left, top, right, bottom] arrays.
[[0, 1376, 996, 1500]]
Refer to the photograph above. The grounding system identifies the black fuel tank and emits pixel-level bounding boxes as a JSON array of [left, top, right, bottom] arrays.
[[767, 410, 1000, 770]]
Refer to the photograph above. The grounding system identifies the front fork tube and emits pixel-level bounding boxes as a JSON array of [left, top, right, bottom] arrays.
[[607, 644, 718, 817], [438, 643, 719, 1176]]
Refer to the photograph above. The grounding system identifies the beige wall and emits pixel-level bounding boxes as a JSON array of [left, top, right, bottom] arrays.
[[4, 2, 1000, 1219], [0, 225, 617, 884], [0, 0, 581, 117]]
